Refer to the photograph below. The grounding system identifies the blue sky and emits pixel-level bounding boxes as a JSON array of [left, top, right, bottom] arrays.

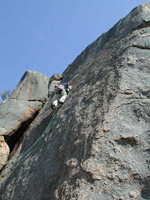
[[0, 0, 148, 99]]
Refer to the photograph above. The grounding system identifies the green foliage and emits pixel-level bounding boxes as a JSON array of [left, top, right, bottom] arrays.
[[0, 89, 12, 101]]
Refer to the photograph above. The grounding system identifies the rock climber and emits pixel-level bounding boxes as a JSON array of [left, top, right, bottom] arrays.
[[48, 73, 63, 97], [51, 83, 72, 109]]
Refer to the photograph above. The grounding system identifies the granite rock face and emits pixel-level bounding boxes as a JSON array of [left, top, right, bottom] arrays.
[[0, 70, 49, 170], [0, 3, 150, 200], [0, 136, 9, 170]]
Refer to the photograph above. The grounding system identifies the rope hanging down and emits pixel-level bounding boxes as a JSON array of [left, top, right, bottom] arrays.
[[0, 107, 59, 178], [0, 89, 72, 178]]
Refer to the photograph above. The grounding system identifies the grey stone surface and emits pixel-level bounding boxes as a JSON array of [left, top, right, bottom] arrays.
[[0, 2, 150, 200], [0, 70, 49, 170], [48, 73, 62, 96], [0, 70, 49, 136]]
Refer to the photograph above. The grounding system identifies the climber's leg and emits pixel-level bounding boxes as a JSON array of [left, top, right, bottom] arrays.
[[59, 90, 67, 104]]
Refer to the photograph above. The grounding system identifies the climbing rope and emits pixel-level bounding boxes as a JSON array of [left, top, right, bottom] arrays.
[[0, 89, 72, 178], [0, 105, 59, 178]]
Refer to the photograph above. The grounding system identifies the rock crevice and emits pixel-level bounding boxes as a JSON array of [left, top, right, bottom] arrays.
[[0, 70, 49, 170]]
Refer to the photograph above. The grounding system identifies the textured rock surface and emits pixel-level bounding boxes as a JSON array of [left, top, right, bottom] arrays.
[[0, 70, 49, 169], [0, 136, 9, 170], [0, 3, 150, 200]]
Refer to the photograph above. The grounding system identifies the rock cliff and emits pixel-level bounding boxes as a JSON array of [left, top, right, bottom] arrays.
[[0, 3, 150, 200], [0, 70, 49, 170]]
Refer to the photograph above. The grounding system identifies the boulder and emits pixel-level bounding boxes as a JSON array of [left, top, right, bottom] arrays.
[[0, 70, 49, 136], [0, 3, 150, 200], [0, 70, 49, 169]]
